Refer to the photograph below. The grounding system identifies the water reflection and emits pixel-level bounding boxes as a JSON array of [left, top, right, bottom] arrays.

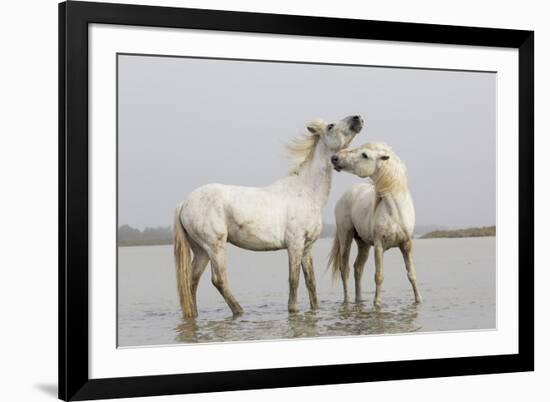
[[287, 310, 320, 338], [174, 300, 421, 343], [175, 315, 238, 343], [175, 318, 200, 343]]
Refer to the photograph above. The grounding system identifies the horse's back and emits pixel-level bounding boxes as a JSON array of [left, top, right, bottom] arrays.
[[182, 183, 227, 215]]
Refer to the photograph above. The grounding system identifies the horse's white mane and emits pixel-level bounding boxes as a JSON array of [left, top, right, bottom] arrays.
[[285, 120, 324, 175], [365, 142, 409, 196]]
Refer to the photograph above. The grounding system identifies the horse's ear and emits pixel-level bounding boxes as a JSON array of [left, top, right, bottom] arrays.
[[380, 155, 390, 160], [306, 120, 325, 135]]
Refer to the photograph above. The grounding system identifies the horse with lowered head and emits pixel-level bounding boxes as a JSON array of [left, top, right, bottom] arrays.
[[329, 142, 422, 306], [174, 115, 363, 318]]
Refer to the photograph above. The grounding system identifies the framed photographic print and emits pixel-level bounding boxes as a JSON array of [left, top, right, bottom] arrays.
[[59, 1, 534, 400]]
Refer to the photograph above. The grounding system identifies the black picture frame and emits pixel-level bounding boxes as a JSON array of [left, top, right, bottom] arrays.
[[59, 1, 534, 400]]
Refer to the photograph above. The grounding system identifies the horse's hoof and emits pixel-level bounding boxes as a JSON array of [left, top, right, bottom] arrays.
[[415, 296, 423, 304], [288, 305, 299, 314], [373, 300, 382, 308]]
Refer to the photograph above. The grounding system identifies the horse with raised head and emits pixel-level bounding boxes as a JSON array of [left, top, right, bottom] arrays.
[[328, 142, 422, 306], [174, 115, 363, 318]]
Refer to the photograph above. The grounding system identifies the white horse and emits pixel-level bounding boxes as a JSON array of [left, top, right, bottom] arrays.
[[328, 142, 422, 306], [174, 115, 363, 318]]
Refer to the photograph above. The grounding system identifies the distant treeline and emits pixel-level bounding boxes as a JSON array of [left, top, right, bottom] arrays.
[[118, 225, 173, 247], [421, 226, 496, 239], [118, 224, 496, 246], [118, 223, 338, 247]]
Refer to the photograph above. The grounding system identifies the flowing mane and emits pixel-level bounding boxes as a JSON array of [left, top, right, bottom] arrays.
[[365, 142, 409, 196], [285, 120, 324, 175]]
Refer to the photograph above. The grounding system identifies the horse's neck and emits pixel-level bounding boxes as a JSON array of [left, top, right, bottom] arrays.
[[372, 163, 408, 204], [378, 191, 408, 214], [375, 185, 413, 235], [295, 141, 333, 207]]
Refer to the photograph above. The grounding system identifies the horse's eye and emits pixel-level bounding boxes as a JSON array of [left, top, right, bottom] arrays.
[[362, 152, 369, 159], [327, 124, 334, 130]]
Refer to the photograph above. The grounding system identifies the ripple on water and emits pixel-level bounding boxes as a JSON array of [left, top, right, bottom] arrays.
[[117, 238, 496, 346], [168, 298, 429, 343], [118, 288, 494, 346]]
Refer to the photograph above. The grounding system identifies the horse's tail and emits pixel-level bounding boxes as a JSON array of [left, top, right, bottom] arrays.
[[328, 231, 343, 282], [174, 203, 195, 318]]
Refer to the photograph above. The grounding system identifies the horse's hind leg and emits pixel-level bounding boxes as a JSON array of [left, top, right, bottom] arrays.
[[400, 239, 422, 304], [301, 249, 318, 310], [353, 238, 370, 302], [339, 230, 353, 303], [287, 247, 303, 313], [189, 246, 210, 317], [208, 247, 244, 316]]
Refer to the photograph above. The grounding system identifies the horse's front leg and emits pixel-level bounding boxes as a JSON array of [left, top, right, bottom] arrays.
[[353, 239, 370, 303], [301, 251, 318, 310], [287, 248, 303, 313], [374, 242, 385, 307]]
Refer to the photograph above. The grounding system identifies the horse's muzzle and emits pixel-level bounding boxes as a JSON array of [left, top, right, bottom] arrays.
[[331, 155, 342, 171], [350, 115, 364, 132]]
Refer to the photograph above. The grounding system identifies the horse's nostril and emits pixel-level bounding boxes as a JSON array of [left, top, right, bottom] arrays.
[[331, 155, 339, 163], [352, 115, 360, 121]]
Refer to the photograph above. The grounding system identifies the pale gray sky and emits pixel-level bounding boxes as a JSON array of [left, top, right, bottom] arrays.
[[118, 54, 496, 229]]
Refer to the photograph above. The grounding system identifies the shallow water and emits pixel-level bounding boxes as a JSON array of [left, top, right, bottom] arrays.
[[118, 237, 495, 346]]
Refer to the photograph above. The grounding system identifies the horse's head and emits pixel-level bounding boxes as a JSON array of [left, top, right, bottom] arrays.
[[331, 142, 392, 178], [307, 115, 363, 152]]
